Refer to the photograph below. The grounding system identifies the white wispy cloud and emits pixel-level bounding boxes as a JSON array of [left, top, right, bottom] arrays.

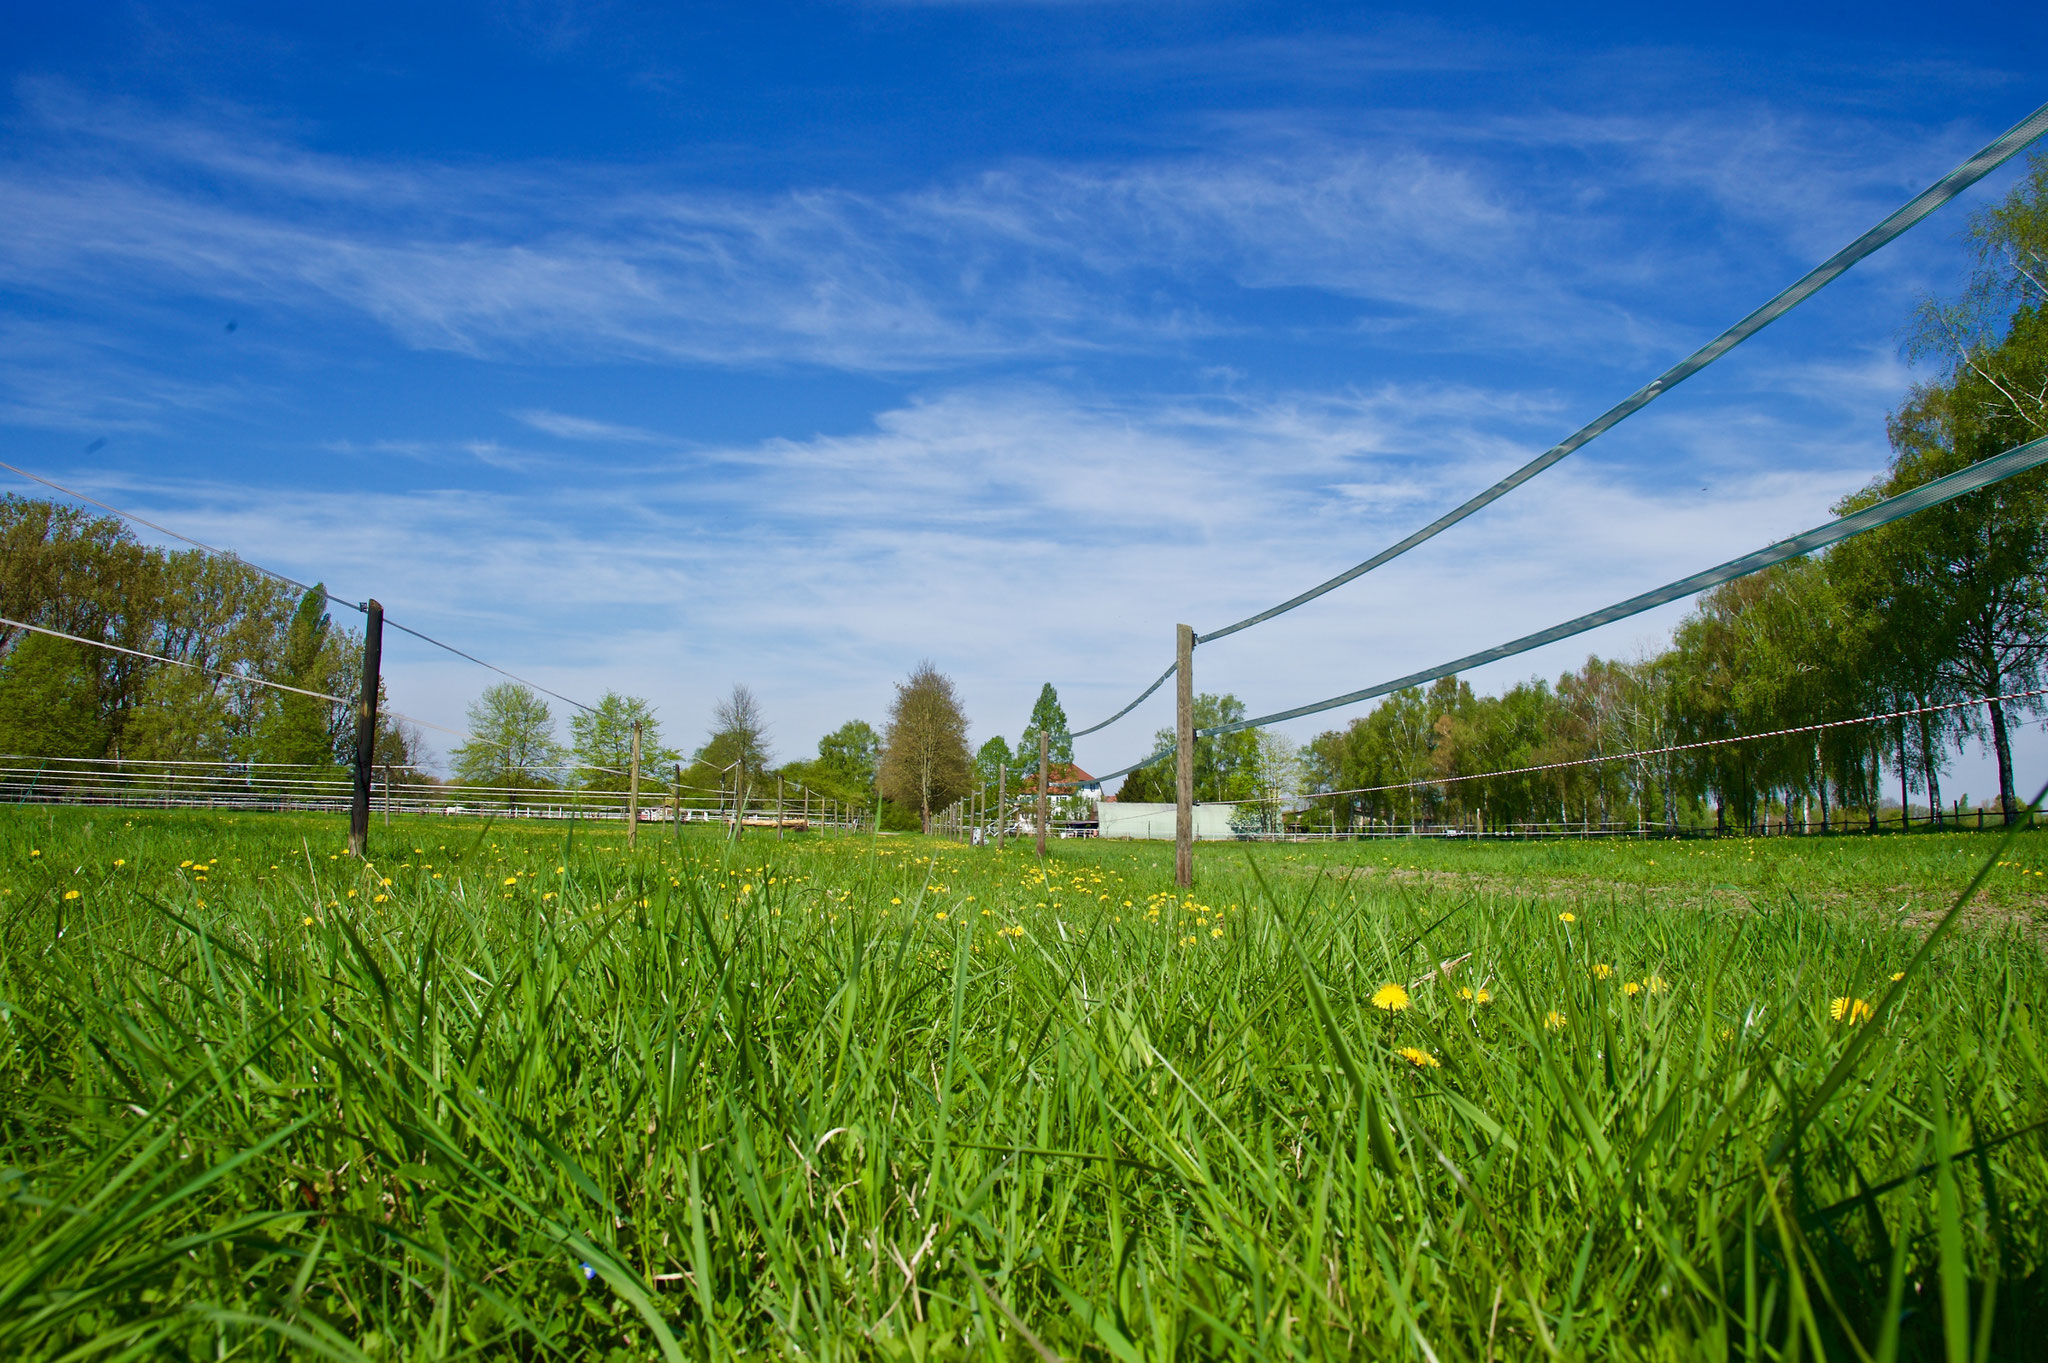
[[510, 409, 670, 443], [0, 78, 1979, 381]]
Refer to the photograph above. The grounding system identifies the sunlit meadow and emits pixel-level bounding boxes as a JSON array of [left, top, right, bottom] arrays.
[[3, 807, 2046, 1359]]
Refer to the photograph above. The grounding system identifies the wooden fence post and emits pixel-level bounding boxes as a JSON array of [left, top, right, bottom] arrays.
[[627, 721, 641, 849], [998, 764, 1006, 850], [348, 599, 383, 858], [1175, 622, 1194, 889], [1036, 732, 1049, 858]]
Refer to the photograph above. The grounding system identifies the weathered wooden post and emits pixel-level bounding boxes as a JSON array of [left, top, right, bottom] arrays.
[[672, 762, 681, 839], [997, 763, 1006, 850], [383, 763, 392, 828], [348, 599, 383, 858], [732, 757, 744, 840], [627, 721, 641, 849], [1036, 732, 1049, 857], [1175, 622, 1194, 889]]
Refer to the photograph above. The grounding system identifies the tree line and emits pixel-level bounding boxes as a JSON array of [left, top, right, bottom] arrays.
[[0, 502, 421, 772]]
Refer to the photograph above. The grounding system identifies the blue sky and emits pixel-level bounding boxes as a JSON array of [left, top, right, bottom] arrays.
[[4, 2, 2047, 795]]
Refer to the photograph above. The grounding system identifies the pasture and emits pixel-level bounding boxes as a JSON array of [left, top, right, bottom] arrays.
[[2, 807, 2046, 1359]]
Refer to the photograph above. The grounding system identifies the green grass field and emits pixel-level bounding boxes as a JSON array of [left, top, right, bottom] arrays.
[[3, 808, 2046, 1360]]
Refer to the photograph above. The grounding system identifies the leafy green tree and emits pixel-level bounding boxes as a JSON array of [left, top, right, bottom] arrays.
[[1834, 386, 2048, 821], [570, 692, 678, 792], [253, 586, 342, 767], [973, 735, 1013, 790], [452, 683, 564, 800], [776, 719, 881, 812], [1876, 151, 2048, 821], [0, 633, 107, 758], [1910, 151, 2048, 440], [879, 662, 972, 833], [817, 719, 880, 793], [1017, 684, 1073, 767], [1114, 760, 1172, 803], [122, 666, 236, 763], [1120, 693, 1260, 805]]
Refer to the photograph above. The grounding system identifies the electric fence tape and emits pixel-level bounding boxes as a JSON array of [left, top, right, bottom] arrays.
[[1092, 432, 2048, 782], [1072, 98, 2048, 737]]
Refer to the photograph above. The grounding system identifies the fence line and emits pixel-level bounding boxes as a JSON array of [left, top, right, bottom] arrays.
[[0, 759, 866, 830]]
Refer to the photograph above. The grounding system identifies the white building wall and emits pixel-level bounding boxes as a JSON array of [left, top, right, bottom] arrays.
[[1096, 801, 1239, 840]]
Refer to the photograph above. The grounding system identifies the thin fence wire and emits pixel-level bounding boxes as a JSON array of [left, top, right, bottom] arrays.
[[0, 458, 328, 599], [1, 457, 601, 715], [0, 615, 353, 705], [0, 760, 865, 828]]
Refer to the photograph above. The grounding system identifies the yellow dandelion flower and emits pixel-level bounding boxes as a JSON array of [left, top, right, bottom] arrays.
[[1622, 981, 1643, 997], [1544, 1010, 1568, 1030], [113, 858, 126, 867], [62, 889, 80, 900], [1396, 1046, 1440, 1068], [1591, 963, 1615, 980], [1370, 983, 1411, 1012], [890, 896, 902, 905], [935, 912, 948, 921], [1890, 971, 1905, 982], [1646, 975, 1668, 994], [1830, 997, 1875, 1024], [1456, 986, 1493, 1004], [346, 888, 357, 898], [302, 916, 314, 926], [1210, 927, 1224, 938], [502, 876, 517, 886], [373, 893, 388, 904], [1558, 912, 1576, 923]]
